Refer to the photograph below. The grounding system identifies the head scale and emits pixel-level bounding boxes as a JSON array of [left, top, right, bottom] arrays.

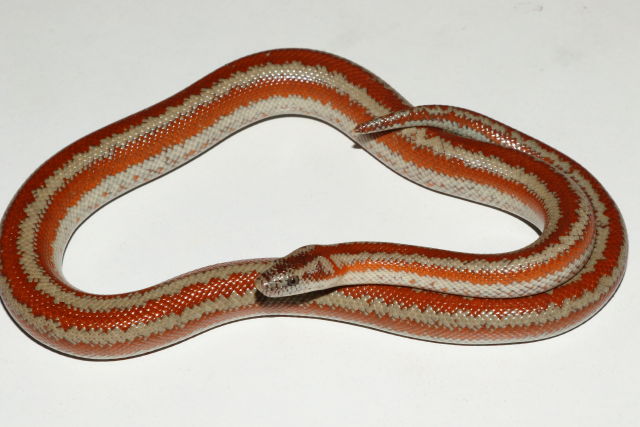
[[255, 244, 338, 298]]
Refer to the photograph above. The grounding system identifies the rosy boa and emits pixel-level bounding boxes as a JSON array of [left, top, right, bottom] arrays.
[[0, 49, 627, 359]]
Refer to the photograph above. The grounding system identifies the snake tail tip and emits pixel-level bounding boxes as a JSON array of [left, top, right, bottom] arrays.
[[353, 121, 374, 134]]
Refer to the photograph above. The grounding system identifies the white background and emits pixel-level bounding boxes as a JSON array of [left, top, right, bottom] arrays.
[[1, 1, 639, 426]]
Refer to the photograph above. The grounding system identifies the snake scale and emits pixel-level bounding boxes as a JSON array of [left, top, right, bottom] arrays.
[[0, 49, 627, 359]]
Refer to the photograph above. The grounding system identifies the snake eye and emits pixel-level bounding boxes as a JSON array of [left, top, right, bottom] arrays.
[[286, 276, 299, 286]]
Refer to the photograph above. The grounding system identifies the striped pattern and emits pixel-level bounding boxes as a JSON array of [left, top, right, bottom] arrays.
[[0, 49, 627, 359]]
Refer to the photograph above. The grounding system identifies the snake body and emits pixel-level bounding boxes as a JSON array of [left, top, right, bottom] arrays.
[[0, 49, 627, 359]]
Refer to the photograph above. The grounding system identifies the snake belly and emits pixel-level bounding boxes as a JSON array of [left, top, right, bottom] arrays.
[[0, 49, 627, 359]]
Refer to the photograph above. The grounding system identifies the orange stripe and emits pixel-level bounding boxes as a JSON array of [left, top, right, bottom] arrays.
[[0, 49, 625, 358]]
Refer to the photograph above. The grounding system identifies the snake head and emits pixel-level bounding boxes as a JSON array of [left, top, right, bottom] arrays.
[[255, 245, 339, 298]]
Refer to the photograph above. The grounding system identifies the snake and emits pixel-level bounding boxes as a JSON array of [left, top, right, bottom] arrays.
[[0, 48, 627, 360]]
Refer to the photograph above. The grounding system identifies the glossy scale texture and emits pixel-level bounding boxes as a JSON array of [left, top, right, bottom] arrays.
[[0, 49, 627, 359]]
